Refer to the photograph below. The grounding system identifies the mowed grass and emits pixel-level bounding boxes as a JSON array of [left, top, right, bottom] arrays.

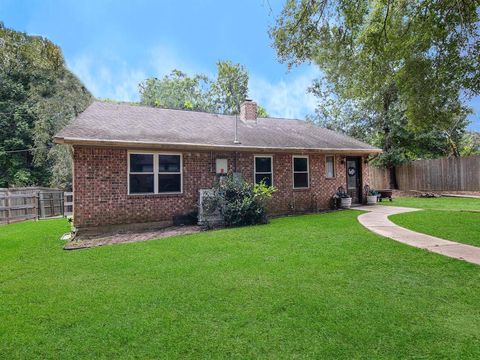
[[1, 213, 480, 359], [390, 210, 480, 247], [379, 196, 480, 211], [382, 196, 480, 246]]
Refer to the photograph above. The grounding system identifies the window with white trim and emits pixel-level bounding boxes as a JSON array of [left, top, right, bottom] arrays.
[[128, 152, 182, 194], [158, 154, 182, 193], [292, 155, 309, 188], [129, 154, 154, 194], [254, 156, 273, 186], [325, 155, 335, 178]]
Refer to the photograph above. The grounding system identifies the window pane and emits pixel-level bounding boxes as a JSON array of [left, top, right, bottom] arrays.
[[159, 174, 181, 193], [159, 155, 181, 172], [293, 157, 308, 172], [255, 157, 271, 173], [130, 154, 153, 172], [255, 173, 272, 187], [294, 173, 309, 188], [129, 174, 154, 193], [326, 156, 334, 177]]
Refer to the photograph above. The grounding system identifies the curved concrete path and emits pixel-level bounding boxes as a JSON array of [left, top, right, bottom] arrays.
[[356, 205, 480, 265]]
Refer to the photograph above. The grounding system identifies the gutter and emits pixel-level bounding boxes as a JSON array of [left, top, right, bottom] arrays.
[[54, 136, 383, 155]]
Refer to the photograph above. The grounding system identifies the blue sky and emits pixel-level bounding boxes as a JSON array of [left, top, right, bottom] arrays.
[[1, 0, 479, 130]]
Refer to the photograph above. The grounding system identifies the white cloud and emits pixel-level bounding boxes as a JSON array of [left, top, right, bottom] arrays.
[[67, 47, 322, 120], [148, 45, 211, 78], [68, 55, 146, 101], [249, 67, 321, 119], [67, 44, 212, 102]]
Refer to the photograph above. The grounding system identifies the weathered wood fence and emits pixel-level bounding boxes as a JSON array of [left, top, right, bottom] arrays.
[[0, 187, 72, 224], [0, 192, 38, 224], [369, 166, 390, 190], [370, 155, 480, 191], [64, 192, 73, 216]]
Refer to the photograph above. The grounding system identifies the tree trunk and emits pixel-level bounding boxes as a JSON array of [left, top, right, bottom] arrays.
[[446, 134, 460, 157], [388, 166, 398, 189], [382, 87, 398, 189]]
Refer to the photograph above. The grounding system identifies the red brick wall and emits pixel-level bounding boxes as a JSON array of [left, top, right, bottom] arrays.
[[73, 146, 370, 228]]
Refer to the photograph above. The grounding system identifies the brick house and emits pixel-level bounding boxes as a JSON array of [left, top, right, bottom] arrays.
[[55, 100, 381, 232]]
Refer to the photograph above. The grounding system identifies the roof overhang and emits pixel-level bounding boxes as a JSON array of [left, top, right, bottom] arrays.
[[54, 136, 383, 155]]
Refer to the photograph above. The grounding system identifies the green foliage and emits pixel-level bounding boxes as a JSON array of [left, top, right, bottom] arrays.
[[209, 60, 249, 114], [0, 23, 92, 188], [257, 105, 269, 117], [367, 189, 379, 196], [271, 0, 480, 170], [139, 60, 263, 116], [334, 186, 350, 199], [459, 131, 480, 156], [139, 70, 212, 112], [203, 173, 276, 227]]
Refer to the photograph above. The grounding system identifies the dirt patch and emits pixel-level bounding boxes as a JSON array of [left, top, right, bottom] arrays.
[[64, 225, 202, 250]]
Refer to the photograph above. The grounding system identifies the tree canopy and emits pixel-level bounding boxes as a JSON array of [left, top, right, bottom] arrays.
[[0, 23, 92, 188], [271, 0, 480, 186], [139, 60, 268, 116], [139, 70, 212, 112]]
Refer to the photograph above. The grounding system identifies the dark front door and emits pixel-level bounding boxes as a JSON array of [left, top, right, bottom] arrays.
[[346, 157, 362, 204]]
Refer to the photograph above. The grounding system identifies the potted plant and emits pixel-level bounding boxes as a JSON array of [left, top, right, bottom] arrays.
[[366, 189, 379, 205], [336, 186, 352, 208], [364, 185, 379, 205]]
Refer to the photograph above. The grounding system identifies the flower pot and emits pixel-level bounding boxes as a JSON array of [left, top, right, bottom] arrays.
[[340, 197, 352, 208], [366, 195, 378, 205]]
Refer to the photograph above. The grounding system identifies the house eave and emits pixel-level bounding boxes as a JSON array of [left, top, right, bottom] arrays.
[[54, 136, 383, 155]]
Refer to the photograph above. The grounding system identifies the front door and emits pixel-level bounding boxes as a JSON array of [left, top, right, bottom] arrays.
[[346, 157, 362, 204]]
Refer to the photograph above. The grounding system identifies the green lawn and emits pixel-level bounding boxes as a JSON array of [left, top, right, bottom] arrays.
[[390, 210, 480, 247], [1, 214, 480, 359], [381, 196, 480, 246], [380, 196, 480, 211]]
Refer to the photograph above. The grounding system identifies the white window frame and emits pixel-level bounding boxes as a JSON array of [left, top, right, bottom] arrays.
[[292, 155, 310, 189], [127, 151, 155, 195], [325, 155, 336, 178], [128, 150, 183, 195], [253, 155, 273, 186]]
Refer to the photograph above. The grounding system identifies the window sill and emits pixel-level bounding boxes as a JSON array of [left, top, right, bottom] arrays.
[[293, 187, 310, 191], [127, 192, 184, 198], [325, 177, 337, 180]]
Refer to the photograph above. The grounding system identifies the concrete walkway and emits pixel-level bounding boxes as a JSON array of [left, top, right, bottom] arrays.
[[356, 205, 480, 265]]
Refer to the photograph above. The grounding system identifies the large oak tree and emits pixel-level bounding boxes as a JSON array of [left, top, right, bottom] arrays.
[[271, 0, 480, 187]]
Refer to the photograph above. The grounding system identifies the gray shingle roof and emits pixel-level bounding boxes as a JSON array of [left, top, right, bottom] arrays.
[[55, 101, 381, 153]]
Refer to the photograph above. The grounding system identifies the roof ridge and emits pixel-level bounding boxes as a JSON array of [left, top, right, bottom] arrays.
[[93, 100, 314, 123], [93, 100, 234, 118]]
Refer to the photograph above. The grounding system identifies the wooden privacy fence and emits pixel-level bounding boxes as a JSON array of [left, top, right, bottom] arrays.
[[64, 192, 73, 216], [369, 166, 390, 190], [369, 155, 480, 191], [0, 192, 38, 224], [0, 187, 72, 224]]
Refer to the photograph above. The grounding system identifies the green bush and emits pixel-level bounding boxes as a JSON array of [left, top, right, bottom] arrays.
[[202, 174, 276, 227]]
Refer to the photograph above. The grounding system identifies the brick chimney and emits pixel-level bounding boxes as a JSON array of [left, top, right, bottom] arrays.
[[240, 99, 257, 122]]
